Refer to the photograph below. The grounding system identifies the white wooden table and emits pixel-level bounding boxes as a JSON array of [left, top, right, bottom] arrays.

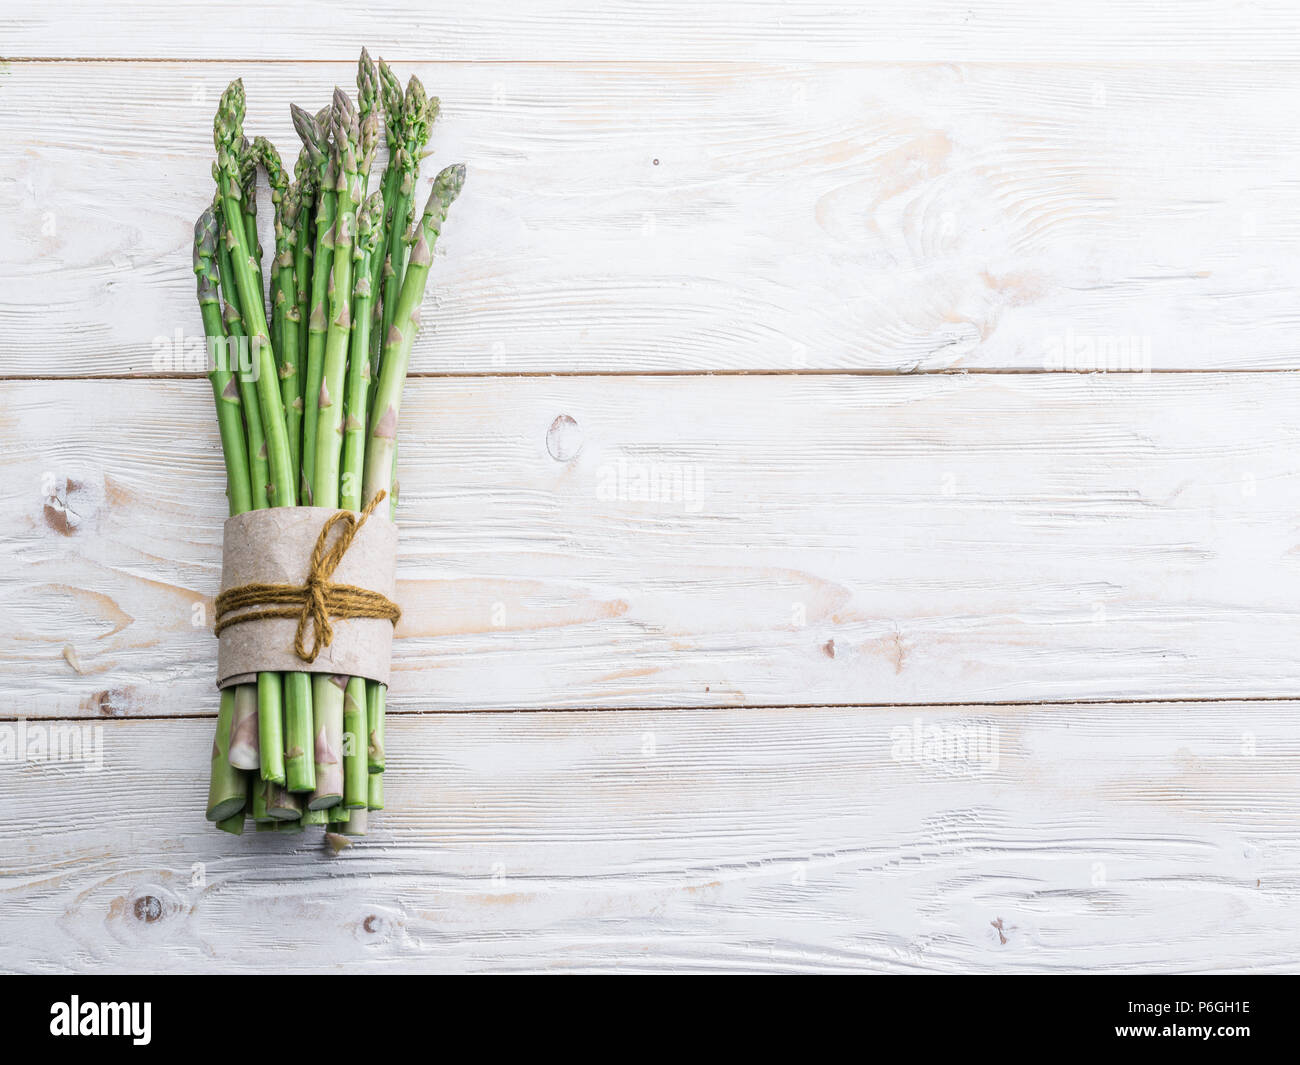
[[3, 2, 1299, 973]]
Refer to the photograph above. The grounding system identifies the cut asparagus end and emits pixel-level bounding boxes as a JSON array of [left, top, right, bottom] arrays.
[[207, 795, 246, 823], [215, 809, 246, 835], [267, 783, 303, 821]]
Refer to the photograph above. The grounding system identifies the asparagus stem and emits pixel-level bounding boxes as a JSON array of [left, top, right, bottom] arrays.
[[366, 679, 385, 773], [254, 137, 305, 486], [196, 206, 252, 516], [214, 215, 268, 506], [328, 803, 351, 824], [342, 677, 369, 808], [341, 194, 382, 512], [293, 103, 335, 505], [367, 770, 384, 811], [310, 674, 346, 809], [251, 777, 273, 822], [237, 139, 266, 328], [256, 670, 285, 785], [206, 687, 247, 821], [341, 805, 368, 836], [301, 806, 328, 826], [282, 671, 315, 793], [228, 681, 261, 770]]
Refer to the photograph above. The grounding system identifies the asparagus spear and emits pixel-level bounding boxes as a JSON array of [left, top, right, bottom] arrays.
[[337, 194, 385, 806], [196, 207, 250, 823], [292, 146, 316, 443], [357, 166, 465, 783], [363, 72, 399, 763], [357, 47, 380, 129], [378, 76, 439, 383], [215, 80, 300, 786], [363, 165, 465, 509], [219, 206, 285, 784], [308, 88, 361, 811], [371, 58, 404, 376], [252, 138, 318, 794]]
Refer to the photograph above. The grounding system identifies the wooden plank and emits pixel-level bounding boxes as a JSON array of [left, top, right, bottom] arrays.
[[1, 703, 1296, 973], [5, 2, 1300, 62], [4, 61, 1300, 374], [4, 373, 1299, 717]]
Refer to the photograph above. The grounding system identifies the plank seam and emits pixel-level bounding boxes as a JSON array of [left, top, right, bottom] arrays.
[[12, 693, 1300, 724], [4, 368, 1300, 384]]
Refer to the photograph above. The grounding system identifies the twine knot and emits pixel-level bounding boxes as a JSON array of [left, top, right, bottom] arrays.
[[214, 491, 401, 662]]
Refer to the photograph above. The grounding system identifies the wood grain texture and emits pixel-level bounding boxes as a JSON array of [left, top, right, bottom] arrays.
[[5, 373, 1299, 718], [4, 1, 1300, 61], [4, 61, 1300, 374], [2, 704, 1295, 973]]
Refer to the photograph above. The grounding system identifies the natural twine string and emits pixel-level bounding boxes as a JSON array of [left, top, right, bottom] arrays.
[[213, 491, 401, 663]]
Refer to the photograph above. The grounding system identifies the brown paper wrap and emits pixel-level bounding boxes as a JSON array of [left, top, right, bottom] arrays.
[[216, 507, 398, 689]]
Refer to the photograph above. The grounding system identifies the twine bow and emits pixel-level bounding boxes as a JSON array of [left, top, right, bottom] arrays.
[[214, 491, 401, 663]]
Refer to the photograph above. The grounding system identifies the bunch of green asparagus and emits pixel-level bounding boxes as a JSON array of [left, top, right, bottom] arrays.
[[199, 50, 464, 840]]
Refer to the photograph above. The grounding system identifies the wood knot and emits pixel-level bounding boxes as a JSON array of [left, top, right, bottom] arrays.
[[133, 895, 163, 923], [546, 414, 583, 461]]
